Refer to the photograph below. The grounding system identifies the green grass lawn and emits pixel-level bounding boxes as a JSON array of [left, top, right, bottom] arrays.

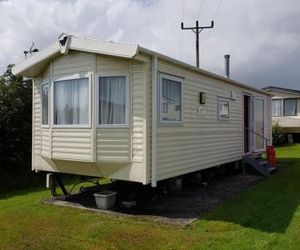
[[1, 145, 300, 250]]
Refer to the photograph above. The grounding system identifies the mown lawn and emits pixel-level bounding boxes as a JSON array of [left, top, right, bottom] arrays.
[[0, 145, 300, 250]]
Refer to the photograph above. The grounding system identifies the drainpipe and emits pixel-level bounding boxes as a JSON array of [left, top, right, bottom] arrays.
[[151, 55, 158, 187], [224, 54, 230, 78]]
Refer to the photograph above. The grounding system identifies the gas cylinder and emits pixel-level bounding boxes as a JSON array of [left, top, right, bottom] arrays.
[[267, 145, 277, 167]]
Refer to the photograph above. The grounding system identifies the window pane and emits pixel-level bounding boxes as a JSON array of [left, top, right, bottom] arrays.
[[255, 99, 264, 150], [272, 100, 281, 117], [41, 84, 49, 125], [219, 100, 229, 119], [284, 99, 296, 116], [161, 78, 182, 122], [99, 76, 126, 125], [54, 78, 89, 125]]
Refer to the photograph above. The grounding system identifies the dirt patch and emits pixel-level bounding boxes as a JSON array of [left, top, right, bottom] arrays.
[[44, 173, 264, 226]]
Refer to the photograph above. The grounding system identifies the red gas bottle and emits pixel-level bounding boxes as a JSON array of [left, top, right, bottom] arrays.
[[267, 145, 277, 167]]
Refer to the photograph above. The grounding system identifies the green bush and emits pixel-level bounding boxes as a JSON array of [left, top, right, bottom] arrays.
[[272, 122, 286, 146], [0, 65, 43, 190]]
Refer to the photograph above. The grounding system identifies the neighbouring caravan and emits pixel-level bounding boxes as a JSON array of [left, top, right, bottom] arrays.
[[263, 86, 300, 143], [12, 34, 272, 187]]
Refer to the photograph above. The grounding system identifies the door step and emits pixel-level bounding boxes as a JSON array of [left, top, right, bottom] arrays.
[[243, 154, 277, 176]]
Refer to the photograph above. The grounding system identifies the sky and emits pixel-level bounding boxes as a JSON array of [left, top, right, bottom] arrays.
[[1, 0, 300, 89]]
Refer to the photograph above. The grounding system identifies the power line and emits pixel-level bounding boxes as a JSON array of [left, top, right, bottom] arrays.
[[181, 0, 186, 20], [201, 0, 224, 64], [213, 0, 223, 20], [197, 0, 204, 19]]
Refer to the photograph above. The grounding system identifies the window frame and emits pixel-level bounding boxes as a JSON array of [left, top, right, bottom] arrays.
[[52, 74, 92, 128], [159, 73, 183, 124], [283, 98, 297, 116], [41, 80, 50, 128], [218, 98, 230, 121], [96, 72, 130, 128], [271, 99, 282, 117]]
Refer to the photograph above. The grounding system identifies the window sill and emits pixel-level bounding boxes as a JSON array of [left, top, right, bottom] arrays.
[[97, 124, 129, 129], [218, 118, 230, 122], [158, 121, 183, 127], [52, 125, 91, 129]]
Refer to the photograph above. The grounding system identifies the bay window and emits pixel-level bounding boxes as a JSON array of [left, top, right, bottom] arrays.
[[98, 75, 129, 126], [54, 77, 90, 126], [284, 99, 297, 116], [41, 82, 49, 126], [160, 74, 182, 123]]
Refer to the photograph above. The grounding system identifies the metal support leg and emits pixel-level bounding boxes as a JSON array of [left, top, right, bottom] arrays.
[[55, 174, 69, 195], [242, 159, 246, 175], [49, 173, 68, 196]]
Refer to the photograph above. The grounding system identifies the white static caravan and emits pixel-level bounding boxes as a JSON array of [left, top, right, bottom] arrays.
[[263, 86, 300, 135], [12, 34, 272, 187]]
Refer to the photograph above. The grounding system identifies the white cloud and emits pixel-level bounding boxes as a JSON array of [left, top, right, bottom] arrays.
[[1, 0, 300, 88]]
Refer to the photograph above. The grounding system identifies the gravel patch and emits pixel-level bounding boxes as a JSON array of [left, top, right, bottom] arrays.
[[44, 173, 264, 227]]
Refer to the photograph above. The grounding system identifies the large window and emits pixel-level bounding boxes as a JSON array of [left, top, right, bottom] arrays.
[[160, 74, 182, 123], [98, 76, 128, 126], [284, 99, 297, 116], [254, 98, 265, 150], [272, 99, 282, 117], [54, 78, 89, 126], [41, 83, 49, 126], [219, 99, 229, 119]]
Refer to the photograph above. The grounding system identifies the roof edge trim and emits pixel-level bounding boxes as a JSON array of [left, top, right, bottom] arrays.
[[12, 43, 60, 76], [137, 46, 271, 96]]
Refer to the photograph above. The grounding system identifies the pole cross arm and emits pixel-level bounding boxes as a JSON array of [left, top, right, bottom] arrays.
[[200, 21, 214, 30], [181, 21, 214, 31]]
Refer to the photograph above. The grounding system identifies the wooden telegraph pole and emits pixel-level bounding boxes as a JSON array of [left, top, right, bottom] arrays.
[[181, 20, 214, 68]]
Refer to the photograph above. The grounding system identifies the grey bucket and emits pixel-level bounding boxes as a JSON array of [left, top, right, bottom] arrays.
[[94, 191, 117, 210]]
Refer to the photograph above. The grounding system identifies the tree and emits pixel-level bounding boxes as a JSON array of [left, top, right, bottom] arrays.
[[0, 65, 36, 189]]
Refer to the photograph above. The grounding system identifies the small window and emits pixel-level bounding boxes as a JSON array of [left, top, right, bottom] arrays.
[[219, 99, 229, 119], [160, 75, 182, 123], [41, 83, 49, 126], [54, 78, 90, 125], [272, 99, 282, 117], [284, 99, 297, 116], [98, 76, 128, 126]]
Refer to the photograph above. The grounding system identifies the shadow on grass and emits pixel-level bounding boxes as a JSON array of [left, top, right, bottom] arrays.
[[204, 158, 300, 233], [0, 185, 47, 200], [0, 175, 80, 200]]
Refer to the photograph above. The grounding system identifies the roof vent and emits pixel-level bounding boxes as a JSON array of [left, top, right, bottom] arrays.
[[224, 54, 230, 78], [58, 33, 71, 55]]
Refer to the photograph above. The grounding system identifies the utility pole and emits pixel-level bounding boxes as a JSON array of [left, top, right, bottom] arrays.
[[181, 20, 214, 68]]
